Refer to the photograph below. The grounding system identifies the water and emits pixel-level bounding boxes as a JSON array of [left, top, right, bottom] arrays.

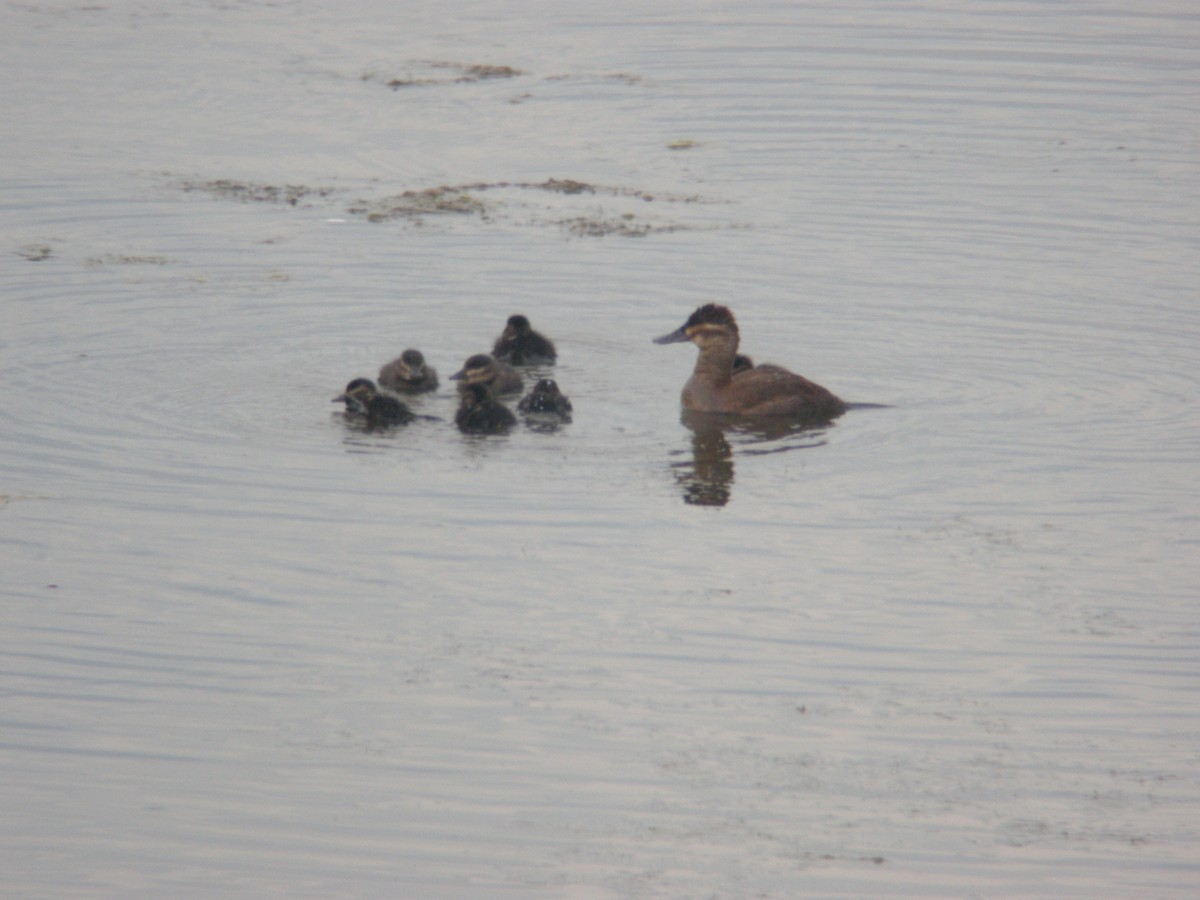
[[2, 1, 1198, 896]]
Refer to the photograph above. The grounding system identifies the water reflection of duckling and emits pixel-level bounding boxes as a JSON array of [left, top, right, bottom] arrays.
[[492, 314, 556, 365], [517, 378, 572, 421], [378, 348, 438, 394], [455, 382, 516, 434], [654, 304, 845, 420], [449, 353, 523, 396], [332, 378, 415, 426]]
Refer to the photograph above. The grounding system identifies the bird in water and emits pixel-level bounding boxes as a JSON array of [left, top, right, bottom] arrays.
[[378, 348, 438, 394], [653, 304, 845, 420], [455, 382, 516, 434], [449, 353, 524, 396], [492, 314, 557, 366], [332, 378, 415, 427], [517, 378, 572, 421]]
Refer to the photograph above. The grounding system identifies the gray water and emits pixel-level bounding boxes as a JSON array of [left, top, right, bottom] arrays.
[[2, 1, 1198, 896]]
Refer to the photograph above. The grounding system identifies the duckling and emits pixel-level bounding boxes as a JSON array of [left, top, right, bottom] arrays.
[[378, 348, 438, 394], [332, 377, 379, 417], [653, 304, 845, 420], [492, 314, 557, 365], [455, 382, 516, 434], [518, 378, 573, 421], [332, 378, 416, 426], [449, 353, 524, 396], [732, 354, 754, 375], [364, 393, 415, 427]]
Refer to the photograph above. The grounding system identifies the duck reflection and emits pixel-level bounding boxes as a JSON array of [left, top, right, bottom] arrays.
[[670, 410, 832, 507]]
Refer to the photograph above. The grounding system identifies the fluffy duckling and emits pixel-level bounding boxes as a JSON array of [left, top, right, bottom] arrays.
[[732, 354, 754, 375], [378, 348, 438, 394], [332, 378, 415, 427], [518, 378, 573, 421], [492, 314, 556, 365], [654, 304, 845, 420], [450, 353, 523, 396], [455, 382, 516, 434]]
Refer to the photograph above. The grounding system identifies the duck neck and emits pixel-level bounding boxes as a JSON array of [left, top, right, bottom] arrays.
[[692, 337, 739, 386]]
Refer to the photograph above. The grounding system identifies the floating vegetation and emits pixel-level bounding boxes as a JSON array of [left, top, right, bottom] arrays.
[[364, 61, 524, 90], [84, 254, 172, 267], [344, 179, 710, 235], [178, 173, 715, 237], [458, 64, 523, 82], [348, 186, 490, 223], [17, 243, 52, 261], [179, 179, 336, 206], [559, 214, 685, 238], [667, 139, 700, 150], [544, 72, 643, 85]]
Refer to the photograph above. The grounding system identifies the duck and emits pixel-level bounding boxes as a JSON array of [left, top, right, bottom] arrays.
[[332, 378, 415, 427], [378, 348, 438, 394], [517, 378, 572, 421], [653, 304, 845, 419], [449, 353, 524, 396], [492, 314, 557, 365], [455, 382, 516, 434]]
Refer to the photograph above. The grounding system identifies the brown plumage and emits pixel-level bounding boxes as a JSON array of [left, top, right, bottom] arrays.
[[378, 349, 438, 394], [331, 378, 415, 427], [449, 353, 524, 396], [492, 314, 556, 365], [653, 304, 845, 420], [455, 382, 516, 434], [517, 378, 572, 421]]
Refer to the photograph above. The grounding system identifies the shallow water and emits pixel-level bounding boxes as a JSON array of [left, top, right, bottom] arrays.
[[2, 0, 1198, 896]]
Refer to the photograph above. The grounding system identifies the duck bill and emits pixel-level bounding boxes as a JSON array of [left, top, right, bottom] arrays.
[[449, 369, 465, 381], [653, 326, 689, 345]]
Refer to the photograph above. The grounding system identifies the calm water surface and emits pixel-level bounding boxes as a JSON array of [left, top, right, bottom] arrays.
[[2, 1, 1198, 896]]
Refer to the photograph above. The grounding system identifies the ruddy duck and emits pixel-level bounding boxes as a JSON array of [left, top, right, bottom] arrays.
[[492, 314, 556, 365], [518, 378, 572, 421], [378, 348, 438, 394], [332, 378, 415, 426], [455, 382, 516, 433], [450, 353, 524, 396], [654, 304, 845, 419]]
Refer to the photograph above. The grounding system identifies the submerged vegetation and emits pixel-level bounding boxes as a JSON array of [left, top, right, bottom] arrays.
[[179, 179, 336, 206], [363, 61, 525, 89], [177, 175, 713, 237]]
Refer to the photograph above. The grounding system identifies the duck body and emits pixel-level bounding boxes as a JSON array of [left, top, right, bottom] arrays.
[[493, 315, 556, 365], [333, 378, 415, 427], [365, 393, 415, 427], [455, 382, 516, 433], [450, 353, 523, 396], [654, 304, 845, 420], [378, 349, 438, 394], [518, 378, 572, 421]]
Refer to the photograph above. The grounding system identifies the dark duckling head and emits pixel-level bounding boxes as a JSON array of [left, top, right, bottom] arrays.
[[455, 381, 516, 434], [654, 304, 845, 420], [378, 348, 438, 394], [493, 314, 557, 365], [518, 378, 573, 420], [333, 377, 380, 417], [449, 353, 524, 396], [732, 354, 754, 375], [332, 378, 414, 426]]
